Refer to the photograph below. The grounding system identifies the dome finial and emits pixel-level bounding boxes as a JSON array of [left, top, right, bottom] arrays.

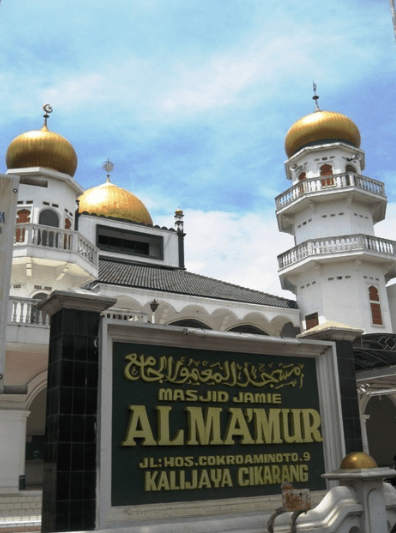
[[103, 158, 114, 183], [42, 104, 53, 128], [312, 82, 320, 111]]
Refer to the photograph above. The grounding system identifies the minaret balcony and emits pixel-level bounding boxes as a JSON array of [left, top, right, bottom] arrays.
[[13, 223, 98, 281], [276, 173, 386, 232], [278, 234, 396, 281]]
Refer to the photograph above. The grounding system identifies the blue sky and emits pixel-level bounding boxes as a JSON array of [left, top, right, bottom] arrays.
[[1, 0, 396, 297]]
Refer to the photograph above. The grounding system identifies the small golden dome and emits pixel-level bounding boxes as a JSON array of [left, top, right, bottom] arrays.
[[285, 110, 361, 158], [340, 452, 378, 469], [6, 124, 78, 176], [78, 180, 153, 225]]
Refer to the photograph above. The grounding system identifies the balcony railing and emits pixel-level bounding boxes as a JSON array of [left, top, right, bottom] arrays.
[[275, 173, 386, 211], [14, 223, 98, 267], [8, 299, 148, 327], [8, 296, 50, 327], [278, 234, 396, 270]]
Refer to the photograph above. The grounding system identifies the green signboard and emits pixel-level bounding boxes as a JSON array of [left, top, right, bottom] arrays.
[[111, 342, 326, 506]]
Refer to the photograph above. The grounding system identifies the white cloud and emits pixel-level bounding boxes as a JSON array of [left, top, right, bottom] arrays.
[[0, 5, 385, 128]]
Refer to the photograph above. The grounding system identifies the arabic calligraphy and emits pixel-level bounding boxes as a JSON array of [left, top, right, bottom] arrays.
[[123, 354, 304, 389]]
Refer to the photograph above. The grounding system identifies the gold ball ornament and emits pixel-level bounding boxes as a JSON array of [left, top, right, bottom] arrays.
[[285, 110, 361, 158], [78, 180, 153, 225], [6, 124, 78, 177], [340, 452, 378, 469]]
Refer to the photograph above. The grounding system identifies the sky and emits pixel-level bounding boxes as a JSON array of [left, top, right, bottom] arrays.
[[0, 0, 396, 298]]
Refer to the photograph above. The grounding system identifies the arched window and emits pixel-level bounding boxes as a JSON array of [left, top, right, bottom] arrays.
[[320, 164, 334, 187], [298, 172, 307, 194], [345, 164, 356, 186], [369, 286, 383, 325], [17, 209, 30, 223], [320, 164, 333, 176], [64, 218, 72, 249], [15, 209, 30, 243], [369, 286, 380, 301], [38, 210, 59, 247], [31, 292, 48, 325], [39, 209, 59, 228], [345, 164, 356, 174]]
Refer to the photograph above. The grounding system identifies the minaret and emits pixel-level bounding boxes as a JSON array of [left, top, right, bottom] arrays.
[[276, 87, 396, 333], [6, 105, 98, 302]]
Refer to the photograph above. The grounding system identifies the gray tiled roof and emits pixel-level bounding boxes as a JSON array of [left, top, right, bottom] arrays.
[[96, 258, 297, 309]]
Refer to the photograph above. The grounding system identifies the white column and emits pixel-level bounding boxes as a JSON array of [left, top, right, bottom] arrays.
[[360, 413, 371, 454], [0, 175, 19, 394], [0, 409, 29, 493]]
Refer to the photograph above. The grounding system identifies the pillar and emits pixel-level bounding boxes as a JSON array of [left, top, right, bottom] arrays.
[[323, 467, 396, 533], [38, 291, 116, 533], [298, 324, 363, 454], [0, 408, 29, 493]]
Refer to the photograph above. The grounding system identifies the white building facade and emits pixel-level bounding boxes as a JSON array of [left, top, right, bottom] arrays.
[[1, 110, 299, 493], [276, 98, 396, 469]]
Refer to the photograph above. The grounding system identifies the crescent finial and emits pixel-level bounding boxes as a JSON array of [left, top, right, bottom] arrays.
[[42, 104, 53, 127]]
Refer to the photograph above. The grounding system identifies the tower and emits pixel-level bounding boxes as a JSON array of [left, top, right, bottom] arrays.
[[276, 91, 396, 333], [6, 105, 98, 306]]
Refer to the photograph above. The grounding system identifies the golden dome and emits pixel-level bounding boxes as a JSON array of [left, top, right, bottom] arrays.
[[340, 452, 378, 470], [78, 179, 153, 225], [285, 110, 361, 158], [6, 124, 78, 176]]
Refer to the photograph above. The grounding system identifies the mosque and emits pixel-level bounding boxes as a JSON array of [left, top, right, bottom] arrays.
[[2, 97, 396, 493]]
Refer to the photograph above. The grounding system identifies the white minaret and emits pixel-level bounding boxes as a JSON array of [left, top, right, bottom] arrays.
[[6, 106, 98, 321], [276, 88, 396, 333]]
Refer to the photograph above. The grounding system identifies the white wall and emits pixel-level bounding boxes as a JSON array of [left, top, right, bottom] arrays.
[[78, 214, 180, 267], [296, 261, 393, 333]]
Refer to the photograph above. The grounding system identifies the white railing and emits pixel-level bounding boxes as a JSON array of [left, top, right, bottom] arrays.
[[101, 309, 148, 323], [275, 173, 386, 211], [8, 296, 50, 327], [14, 223, 98, 267], [8, 300, 148, 327], [278, 233, 396, 269]]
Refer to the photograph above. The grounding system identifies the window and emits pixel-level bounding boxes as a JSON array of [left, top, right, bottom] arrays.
[[298, 172, 307, 194], [369, 286, 383, 325], [96, 224, 163, 259], [38, 210, 59, 247], [320, 164, 333, 175], [346, 164, 356, 173], [39, 209, 59, 228], [98, 234, 150, 255], [305, 312, 319, 330], [320, 164, 334, 187], [31, 292, 48, 325], [15, 209, 30, 243], [64, 218, 72, 249]]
